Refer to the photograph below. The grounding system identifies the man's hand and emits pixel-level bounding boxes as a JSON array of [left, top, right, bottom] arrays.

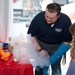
[[39, 50, 48, 57]]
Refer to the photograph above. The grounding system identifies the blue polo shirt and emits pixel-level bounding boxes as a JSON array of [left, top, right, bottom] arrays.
[[27, 11, 72, 44]]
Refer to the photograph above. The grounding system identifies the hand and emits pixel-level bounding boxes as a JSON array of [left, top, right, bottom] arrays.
[[39, 49, 48, 57]]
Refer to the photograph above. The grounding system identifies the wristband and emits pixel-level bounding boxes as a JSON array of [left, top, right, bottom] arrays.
[[38, 48, 42, 52]]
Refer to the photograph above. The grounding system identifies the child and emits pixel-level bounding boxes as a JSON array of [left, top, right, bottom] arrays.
[[66, 23, 75, 75]]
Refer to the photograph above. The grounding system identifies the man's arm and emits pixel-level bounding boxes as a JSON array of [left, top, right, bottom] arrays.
[[32, 37, 41, 51], [50, 42, 71, 65], [32, 37, 48, 56]]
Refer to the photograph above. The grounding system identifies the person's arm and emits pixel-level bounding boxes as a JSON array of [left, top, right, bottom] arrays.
[[32, 37, 41, 51], [50, 42, 71, 65], [32, 37, 48, 56]]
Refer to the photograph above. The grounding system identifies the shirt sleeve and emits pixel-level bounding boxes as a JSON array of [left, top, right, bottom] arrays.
[[27, 16, 39, 36]]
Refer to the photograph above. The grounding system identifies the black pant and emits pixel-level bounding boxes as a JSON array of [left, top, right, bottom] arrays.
[[51, 58, 61, 75], [48, 51, 62, 75]]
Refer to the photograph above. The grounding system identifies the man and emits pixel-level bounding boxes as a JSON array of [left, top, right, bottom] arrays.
[[27, 3, 72, 75]]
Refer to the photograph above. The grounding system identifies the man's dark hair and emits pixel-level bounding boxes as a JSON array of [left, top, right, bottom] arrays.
[[46, 3, 61, 16]]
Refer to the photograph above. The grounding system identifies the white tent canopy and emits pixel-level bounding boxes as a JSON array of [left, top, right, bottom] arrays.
[[41, 0, 53, 11], [61, 2, 75, 23]]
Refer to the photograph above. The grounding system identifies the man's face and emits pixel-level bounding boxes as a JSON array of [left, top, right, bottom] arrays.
[[45, 9, 59, 24]]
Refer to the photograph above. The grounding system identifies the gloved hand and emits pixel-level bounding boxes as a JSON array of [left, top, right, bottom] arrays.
[[50, 42, 71, 65]]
